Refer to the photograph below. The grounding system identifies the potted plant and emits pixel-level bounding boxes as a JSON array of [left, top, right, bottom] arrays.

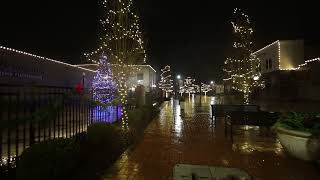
[[273, 112, 320, 161]]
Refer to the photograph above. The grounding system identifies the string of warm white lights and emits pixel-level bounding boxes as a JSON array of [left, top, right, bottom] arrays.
[[201, 83, 212, 96], [252, 40, 320, 71], [283, 57, 320, 71], [183, 77, 196, 97], [84, 0, 147, 129], [84, 0, 146, 65], [223, 8, 263, 104], [0, 46, 96, 73], [158, 65, 174, 93]]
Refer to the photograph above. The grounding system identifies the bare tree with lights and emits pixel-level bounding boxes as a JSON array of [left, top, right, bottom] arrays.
[[201, 83, 212, 96], [158, 65, 174, 97], [85, 0, 146, 129], [223, 8, 262, 104], [184, 77, 196, 97]]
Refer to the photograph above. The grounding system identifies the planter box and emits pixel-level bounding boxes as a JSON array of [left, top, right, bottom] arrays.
[[277, 127, 320, 161]]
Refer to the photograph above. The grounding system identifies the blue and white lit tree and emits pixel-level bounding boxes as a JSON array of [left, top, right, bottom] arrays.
[[92, 54, 117, 104], [85, 0, 146, 129]]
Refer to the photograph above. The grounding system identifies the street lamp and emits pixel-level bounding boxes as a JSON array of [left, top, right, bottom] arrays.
[[175, 75, 182, 99], [210, 81, 214, 85], [253, 76, 259, 81]]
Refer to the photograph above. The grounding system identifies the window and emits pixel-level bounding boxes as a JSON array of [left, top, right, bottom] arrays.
[[137, 73, 144, 80], [255, 64, 261, 73], [268, 59, 272, 69], [265, 59, 273, 70]]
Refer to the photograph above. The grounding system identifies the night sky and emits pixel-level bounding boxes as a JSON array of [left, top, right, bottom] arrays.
[[0, 1, 317, 82]]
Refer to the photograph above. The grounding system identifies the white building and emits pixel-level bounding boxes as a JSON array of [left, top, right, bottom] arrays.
[[76, 64, 157, 92], [126, 65, 157, 92], [214, 84, 224, 94], [252, 40, 304, 74]]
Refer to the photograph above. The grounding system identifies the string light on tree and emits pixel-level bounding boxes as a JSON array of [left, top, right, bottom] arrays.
[[184, 77, 196, 97], [158, 65, 174, 97], [223, 8, 263, 104], [92, 54, 117, 104], [85, 0, 146, 129], [201, 83, 212, 96]]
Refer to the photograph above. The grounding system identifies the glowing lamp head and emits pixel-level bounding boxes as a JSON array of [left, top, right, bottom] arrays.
[[177, 75, 181, 80], [253, 76, 259, 81]]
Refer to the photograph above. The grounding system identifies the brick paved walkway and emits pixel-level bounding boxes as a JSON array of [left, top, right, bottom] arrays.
[[102, 96, 320, 180]]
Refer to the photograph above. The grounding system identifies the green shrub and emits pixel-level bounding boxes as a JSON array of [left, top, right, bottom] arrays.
[[128, 108, 143, 128], [126, 105, 159, 143], [86, 123, 125, 167], [273, 112, 320, 136], [16, 138, 80, 180]]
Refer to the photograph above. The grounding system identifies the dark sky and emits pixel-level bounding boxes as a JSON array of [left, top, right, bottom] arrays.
[[0, 1, 316, 82]]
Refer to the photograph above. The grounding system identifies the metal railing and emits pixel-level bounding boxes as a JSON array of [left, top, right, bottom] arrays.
[[0, 84, 121, 167]]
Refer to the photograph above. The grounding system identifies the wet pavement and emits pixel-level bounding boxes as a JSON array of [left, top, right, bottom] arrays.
[[102, 96, 320, 180]]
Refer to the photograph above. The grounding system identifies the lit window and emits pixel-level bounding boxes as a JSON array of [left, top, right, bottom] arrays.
[[137, 73, 143, 80]]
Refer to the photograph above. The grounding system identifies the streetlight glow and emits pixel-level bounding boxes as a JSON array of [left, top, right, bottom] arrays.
[[177, 75, 181, 79]]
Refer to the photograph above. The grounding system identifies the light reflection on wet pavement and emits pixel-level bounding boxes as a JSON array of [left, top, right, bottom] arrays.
[[102, 96, 320, 180]]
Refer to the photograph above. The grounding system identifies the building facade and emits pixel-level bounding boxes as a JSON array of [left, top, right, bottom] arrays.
[[250, 40, 320, 110], [76, 64, 157, 93], [0, 46, 95, 88], [252, 40, 304, 74]]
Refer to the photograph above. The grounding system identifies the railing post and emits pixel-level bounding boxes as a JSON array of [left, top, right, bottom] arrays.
[[30, 89, 36, 146], [116, 105, 119, 121], [15, 91, 19, 159], [23, 89, 26, 150], [37, 91, 41, 143], [7, 94, 12, 165]]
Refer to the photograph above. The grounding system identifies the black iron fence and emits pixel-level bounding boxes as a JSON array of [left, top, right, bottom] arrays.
[[0, 84, 121, 167]]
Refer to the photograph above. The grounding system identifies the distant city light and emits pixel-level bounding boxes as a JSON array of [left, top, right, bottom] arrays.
[[210, 81, 214, 84], [177, 75, 181, 79]]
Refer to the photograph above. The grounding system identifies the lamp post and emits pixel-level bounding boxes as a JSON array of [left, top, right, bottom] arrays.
[[175, 74, 181, 99]]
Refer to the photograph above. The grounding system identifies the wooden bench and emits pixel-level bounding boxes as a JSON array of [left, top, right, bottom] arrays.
[[211, 104, 260, 118], [225, 111, 279, 143]]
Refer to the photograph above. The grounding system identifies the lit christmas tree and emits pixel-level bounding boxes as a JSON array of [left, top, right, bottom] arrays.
[[85, 0, 146, 129], [158, 65, 173, 97], [223, 8, 262, 104], [92, 54, 117, 104], [201, 83, 212, 96], [184, 77, 196, 97]]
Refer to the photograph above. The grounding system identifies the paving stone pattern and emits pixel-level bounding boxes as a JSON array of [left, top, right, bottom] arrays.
[[102, 96, 320, 180]]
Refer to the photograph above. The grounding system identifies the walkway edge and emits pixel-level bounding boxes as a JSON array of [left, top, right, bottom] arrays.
[[100, 101, 168, 179]]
